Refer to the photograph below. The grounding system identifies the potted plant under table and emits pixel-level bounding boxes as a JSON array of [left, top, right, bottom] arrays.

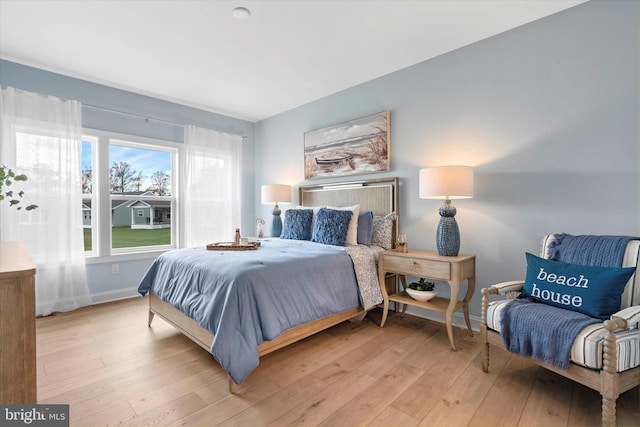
[[406, 278, 437, 302]]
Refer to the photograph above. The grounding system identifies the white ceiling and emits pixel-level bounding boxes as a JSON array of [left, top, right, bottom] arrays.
[[0, 0, 585, 122]]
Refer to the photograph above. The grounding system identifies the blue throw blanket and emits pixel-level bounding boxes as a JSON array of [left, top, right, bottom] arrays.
[[547, 234, 637, 267], [500, 298, 599, 369], [500, 234, 638, 369]]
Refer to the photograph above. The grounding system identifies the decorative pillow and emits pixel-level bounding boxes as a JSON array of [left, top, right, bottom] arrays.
[[522, 252, 635, 320], [371, 212, 395, 249], [357, 211, 374, 246], [328, 204, 360, 245], [280, 209, 314, 240], [311, 208, 353, 246], [296, 205, 325, 231]]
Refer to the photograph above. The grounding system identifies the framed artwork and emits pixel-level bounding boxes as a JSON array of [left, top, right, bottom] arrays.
[[304, 110, 390, 180]]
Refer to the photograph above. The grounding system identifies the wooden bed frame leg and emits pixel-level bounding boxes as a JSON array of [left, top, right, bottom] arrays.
[[148, 310, 155, 327], [228, 376, 238, 394], [348, 311, 367, 323]]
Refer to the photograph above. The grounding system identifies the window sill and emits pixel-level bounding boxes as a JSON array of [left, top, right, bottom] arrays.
[[85, 249, 168, 265]]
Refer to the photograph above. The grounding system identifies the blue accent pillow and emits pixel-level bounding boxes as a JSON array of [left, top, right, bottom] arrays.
[[357, 211, 374, 246], [311, 208, 353, 246], [280, 209, 313, 240], [522, 252, 635, 320]]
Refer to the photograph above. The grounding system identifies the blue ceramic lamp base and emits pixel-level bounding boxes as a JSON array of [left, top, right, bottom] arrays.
[[270, 203, 283, 237], [436, 199, 460, 256]]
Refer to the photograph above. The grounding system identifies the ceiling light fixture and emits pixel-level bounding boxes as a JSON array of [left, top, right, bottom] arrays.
[[232, 7, 251, 20]]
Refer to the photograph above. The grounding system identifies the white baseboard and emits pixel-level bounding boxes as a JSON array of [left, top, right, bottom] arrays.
[[90, 287, 141, 305], [402, 305, 482, 333]]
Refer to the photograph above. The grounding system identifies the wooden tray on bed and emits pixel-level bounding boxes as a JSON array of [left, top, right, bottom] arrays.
[[206, 241, 261, 251]]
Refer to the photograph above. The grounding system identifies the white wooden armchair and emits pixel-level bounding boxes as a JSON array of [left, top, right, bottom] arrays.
[[480, 235, 640, 427]]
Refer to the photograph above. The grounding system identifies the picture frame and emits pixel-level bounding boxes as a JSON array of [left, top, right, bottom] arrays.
[[304, 110, 390, 180]]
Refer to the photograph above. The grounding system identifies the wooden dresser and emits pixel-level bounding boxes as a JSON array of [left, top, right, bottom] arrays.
[[0, 241, 37, 403]]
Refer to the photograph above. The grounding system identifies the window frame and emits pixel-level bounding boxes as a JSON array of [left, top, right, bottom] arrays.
[[81, 134, 99, 257], [82, 129, 179, 264]]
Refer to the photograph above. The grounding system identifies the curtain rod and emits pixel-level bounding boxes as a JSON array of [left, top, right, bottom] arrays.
[[83, 104, 185, 127], [82, 104, 248, 139]]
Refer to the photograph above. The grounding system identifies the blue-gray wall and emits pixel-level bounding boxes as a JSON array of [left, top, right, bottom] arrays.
[[0, 60, 256, 301], [255, 0, 639, 325]]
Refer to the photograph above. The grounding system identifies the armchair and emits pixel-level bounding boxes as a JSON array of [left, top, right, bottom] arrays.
[[480, 235, 639, 427]]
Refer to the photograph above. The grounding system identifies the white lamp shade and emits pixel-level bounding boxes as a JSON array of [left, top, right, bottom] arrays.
[[419, 166, 474, 199], [261, 184, 292, 205]]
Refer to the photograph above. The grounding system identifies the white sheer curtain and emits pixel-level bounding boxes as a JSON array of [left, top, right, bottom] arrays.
[[181, 125, 242, 247], [0, 87, 91, 316]]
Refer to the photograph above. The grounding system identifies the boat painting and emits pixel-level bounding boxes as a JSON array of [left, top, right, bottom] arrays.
[[315, 153, 353, 167], [304, 111, 390, 180]]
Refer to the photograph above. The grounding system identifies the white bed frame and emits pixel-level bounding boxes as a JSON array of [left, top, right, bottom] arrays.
[[147, 177, 399, 391]]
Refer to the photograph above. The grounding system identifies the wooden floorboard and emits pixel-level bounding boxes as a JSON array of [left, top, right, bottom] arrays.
[[35, 297, 640, 426]]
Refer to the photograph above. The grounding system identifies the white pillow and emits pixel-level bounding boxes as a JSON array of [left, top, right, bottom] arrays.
[[327, 204, 360, 245]]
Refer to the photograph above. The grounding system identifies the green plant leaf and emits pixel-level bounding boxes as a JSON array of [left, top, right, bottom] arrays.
[[1, 166, 37, 210]]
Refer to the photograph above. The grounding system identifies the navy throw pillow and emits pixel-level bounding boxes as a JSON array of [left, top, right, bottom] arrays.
[[357, 211, 374, 246], [522, 252, 635, 320], [311, 208, 353, 246], [280, 209, 313, 240]]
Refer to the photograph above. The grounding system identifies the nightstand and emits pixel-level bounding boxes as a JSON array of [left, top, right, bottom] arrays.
[[378, 249, 476, 351]]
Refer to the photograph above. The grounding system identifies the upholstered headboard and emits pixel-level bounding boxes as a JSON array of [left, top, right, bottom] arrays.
[[299, 177, 399, 245]]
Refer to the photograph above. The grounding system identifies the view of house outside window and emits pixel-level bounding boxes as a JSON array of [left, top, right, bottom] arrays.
[[82, 131, 176, 256]]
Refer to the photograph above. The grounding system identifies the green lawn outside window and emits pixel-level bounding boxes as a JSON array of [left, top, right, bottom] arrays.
[[84, 227, 170, 251]]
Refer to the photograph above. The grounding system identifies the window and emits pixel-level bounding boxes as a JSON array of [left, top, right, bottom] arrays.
[[81, 136, 97, 255], [82, 130, 178, 258]]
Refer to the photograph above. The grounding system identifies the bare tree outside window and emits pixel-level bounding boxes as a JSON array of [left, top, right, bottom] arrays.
[[149, 171, 170, 196], [82, 167, 92, 194], [110, 161, 139, 194]]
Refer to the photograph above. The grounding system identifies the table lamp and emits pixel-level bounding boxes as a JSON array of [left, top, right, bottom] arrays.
[[419, 166, 474, 256], [261, 184, 291, 237]]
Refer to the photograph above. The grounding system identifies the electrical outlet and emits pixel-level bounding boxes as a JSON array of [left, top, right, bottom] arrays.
[[112, 264, 119, 274]]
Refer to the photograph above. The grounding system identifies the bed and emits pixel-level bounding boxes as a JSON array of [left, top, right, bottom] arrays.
[[138, 177, 399, 391]]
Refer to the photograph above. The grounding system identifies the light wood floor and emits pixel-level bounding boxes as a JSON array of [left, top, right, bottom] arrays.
[[35, 297, 639, 427]]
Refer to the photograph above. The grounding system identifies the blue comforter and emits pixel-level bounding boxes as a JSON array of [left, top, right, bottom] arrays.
[[137, 239, 361, 384]]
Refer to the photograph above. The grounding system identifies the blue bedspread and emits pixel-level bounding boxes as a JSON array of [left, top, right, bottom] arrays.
[[137, 239, 360, 384]]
